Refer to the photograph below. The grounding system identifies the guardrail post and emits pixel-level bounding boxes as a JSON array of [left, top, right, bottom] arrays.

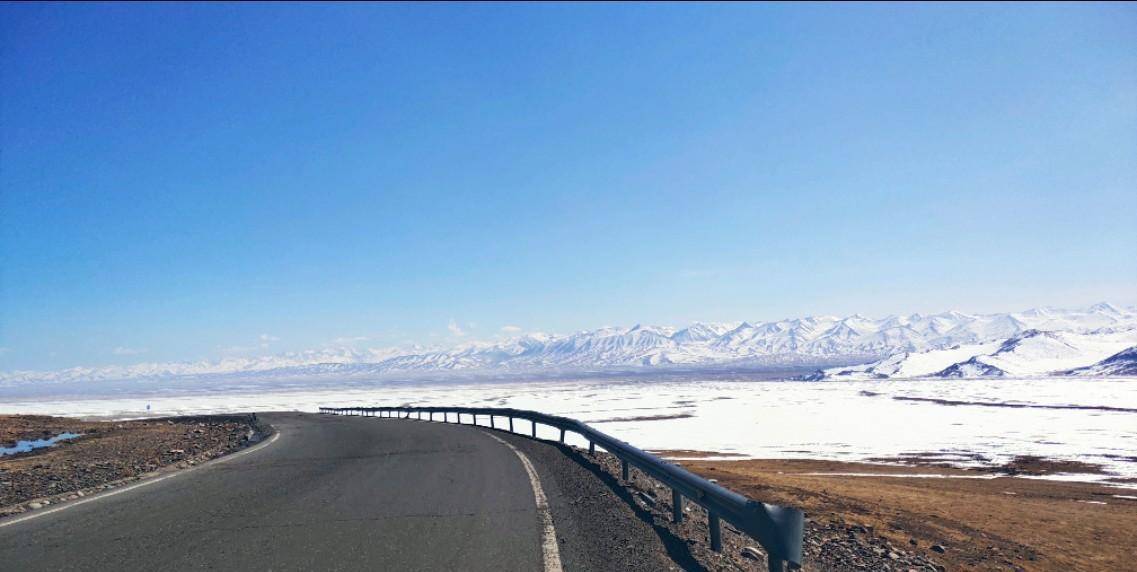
[[709, 513, 722, 552], [672, 488, 683, 523], [559, 429, 565, 443], [508, 417, 514, 432], [589, 442, 595, 455], [490, 415, 496, 428], [767, 556, 785, 572], [531, 422, 537, 438], [621, 459, 629, 481]]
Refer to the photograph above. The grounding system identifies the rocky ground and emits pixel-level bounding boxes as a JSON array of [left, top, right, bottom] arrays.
[[571, 450, 944, 572], [1, 414, 265, 516], [538, 441, 1137, 571], [675, 457, 1137, 572]]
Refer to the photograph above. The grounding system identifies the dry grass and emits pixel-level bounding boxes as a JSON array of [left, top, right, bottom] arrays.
[[675, 457, 1137, 571]]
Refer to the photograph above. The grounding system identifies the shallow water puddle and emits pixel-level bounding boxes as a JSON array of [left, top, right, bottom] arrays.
[[0, 432, 82, 456]]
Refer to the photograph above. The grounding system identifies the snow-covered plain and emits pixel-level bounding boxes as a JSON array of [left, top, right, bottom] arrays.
[[4, 374, 1135, 483]]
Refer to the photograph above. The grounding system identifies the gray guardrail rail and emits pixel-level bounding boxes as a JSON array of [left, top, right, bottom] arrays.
[[320, 405, 805, 571]]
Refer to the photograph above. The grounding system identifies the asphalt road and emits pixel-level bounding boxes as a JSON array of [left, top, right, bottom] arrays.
[[0, 413, 687, 571]]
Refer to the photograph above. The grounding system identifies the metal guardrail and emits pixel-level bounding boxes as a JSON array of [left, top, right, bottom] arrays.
[[320, 405, 804, 571]]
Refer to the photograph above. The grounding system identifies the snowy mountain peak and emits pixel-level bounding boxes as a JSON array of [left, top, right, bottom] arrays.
[[1090, 302, 1124, 316]]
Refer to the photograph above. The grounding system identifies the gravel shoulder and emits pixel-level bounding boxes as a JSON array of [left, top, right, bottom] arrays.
[[482, 425, 819, 572], [480, 426, 696, 571], [0, 414, 265, 517]]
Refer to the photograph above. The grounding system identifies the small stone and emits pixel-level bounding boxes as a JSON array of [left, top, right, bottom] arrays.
[[909, 538, 918, 546], [28, 502, 43, 510], [931, 544, 946, 554], [888, 551, 900, 560], [740, 547, 762, 560]]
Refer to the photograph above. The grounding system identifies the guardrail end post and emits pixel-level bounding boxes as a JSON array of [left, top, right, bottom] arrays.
[[621, 459, 629, 481], [672, 488, 683, 523], [709, 513, 722, 552]]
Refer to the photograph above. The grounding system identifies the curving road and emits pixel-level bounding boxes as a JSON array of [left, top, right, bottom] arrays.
[[0, 413, 686, 571]]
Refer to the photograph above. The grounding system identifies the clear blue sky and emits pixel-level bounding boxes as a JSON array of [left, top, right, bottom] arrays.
[[2, 3, 1135, 371]]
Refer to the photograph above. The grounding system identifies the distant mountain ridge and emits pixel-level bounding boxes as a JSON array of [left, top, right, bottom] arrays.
[[4, 303, 1135, 385], [815, 306, 1137, 380]]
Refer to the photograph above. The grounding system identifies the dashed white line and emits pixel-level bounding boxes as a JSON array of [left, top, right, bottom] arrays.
[[0, 429, 281, 529], [483, 431, 564, 572]]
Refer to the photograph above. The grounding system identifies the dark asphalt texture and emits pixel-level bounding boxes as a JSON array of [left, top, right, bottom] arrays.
[[0, 413, 689, 571]]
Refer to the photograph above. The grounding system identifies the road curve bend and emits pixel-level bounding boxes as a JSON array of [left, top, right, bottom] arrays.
[[0, 412, 685, 571]]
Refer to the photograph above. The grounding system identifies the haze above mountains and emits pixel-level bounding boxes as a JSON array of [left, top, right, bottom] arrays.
[[3, 303, 1135, 386]]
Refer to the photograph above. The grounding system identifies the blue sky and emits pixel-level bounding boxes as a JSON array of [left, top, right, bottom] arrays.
[[2, 3, 1135, 371]]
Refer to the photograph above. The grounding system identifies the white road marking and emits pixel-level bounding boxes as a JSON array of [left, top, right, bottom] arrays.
[[484, 431, 564, 572], [0, 429, 282, 529]]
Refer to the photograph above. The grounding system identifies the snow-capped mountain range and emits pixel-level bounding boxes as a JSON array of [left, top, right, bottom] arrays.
[[816, 327, 1137, 380], [3, 303, 1136, 385]]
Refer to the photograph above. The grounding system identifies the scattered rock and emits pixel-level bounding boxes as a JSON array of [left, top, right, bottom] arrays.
[[931, 544, 946, 554], [28, 502, 42, 509], [740, 546, 763, 560]]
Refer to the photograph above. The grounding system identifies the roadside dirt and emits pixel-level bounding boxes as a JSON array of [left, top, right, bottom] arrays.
[[0, 414, 264, 516], [674, 457, 1137, 572]]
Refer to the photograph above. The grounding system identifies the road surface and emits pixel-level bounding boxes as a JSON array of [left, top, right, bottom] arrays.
[[0, 413, 686, 571]]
